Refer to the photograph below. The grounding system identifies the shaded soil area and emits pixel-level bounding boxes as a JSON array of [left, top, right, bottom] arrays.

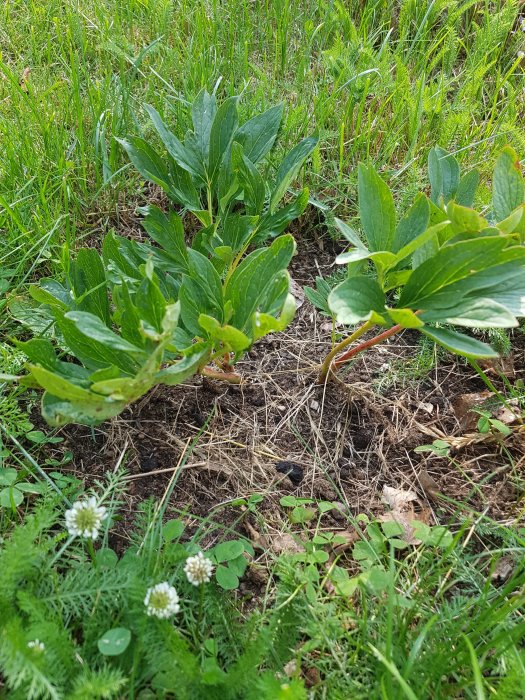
[[37, 215, 525, 552]]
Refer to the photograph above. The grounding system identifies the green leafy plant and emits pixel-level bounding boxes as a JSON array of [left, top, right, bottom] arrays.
[[319, 146, 525, 380], [0, 488, 308, 700], [118, 89, 318, 254], [0, 466, 45, 510], [8, 93, 318, 427]]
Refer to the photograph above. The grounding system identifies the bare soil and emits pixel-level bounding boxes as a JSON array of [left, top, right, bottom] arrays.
[[41, 213, 525, 553]]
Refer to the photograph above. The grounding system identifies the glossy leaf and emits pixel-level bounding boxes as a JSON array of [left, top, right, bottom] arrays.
[[234, 103, 284, 163], [269, 135, 318, 213], [492, 146, 524, 222], [357, 163, 396, 252], [421, 327, 498, 359], [329, 277, 386, 324]]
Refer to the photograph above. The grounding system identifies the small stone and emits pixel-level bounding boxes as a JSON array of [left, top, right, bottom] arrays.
[[275, 461, 304, 485]]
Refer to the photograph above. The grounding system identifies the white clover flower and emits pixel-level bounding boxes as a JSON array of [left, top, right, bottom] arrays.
[[65, 496, 107, 540], [27, 639, 45, 653], [144, 582, 180, 618], [518, 50, 525, 60], [184, 551, 214, 586]]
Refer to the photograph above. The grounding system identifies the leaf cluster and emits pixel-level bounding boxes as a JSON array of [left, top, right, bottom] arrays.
[[10, 91, 318, 426], [328, 145, 525, 359]]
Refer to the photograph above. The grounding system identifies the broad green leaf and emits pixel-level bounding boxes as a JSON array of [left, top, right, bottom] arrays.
[[456, 169, 479, 208], [113, 283, 145, 347], [70, 249, 110, 325], [179, 251, 224, 335], [399, 237, 509, 308], [257, 188, 310, 241], [0, 487, 23, 508], [140, 206, 189, 272], [446, 201, 487, 234], [393, 193, 429, 252], [214, 540, 245, 562], [335, 249, 397, 268], [357, 163, 396, 252], [420, 298, 518, 328], [135, 272, 167, 333], [156, 342, 211, 385], [198, 315, 251, 353], [421, 327, 498, 359], [215, 565, 239, 590], [41, 392, 126, 427], [335, 218, 366, 249], [269, 134, 318, 213], [208, 96, 239, 181], [394, 221, 450, 268], [97, 628, 131, 657], [252, 293, 296, 340], [219, 213, 258, 255], [29, 279, 71, 310], [55, 312, 141, 374], [116, 136, 173, 192], [492, 146, 524, 222], [234, 103, 284, 163], [328, 276, 386, 324], [65, 311, 146, 355], [428, 146, 460, 204], [144, 104, 206, 181], [27, 365, 109, 403], [191, 88, 217, 162], [387, 308, 424, 328], [496, 205, 524, 234], [403, 243, 525, 319], [231, 143, 265, 215], [0, 468, 17, 486], [224, 235, 295, 334]]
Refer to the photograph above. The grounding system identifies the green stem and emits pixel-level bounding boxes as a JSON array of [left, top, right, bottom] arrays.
[[87, 539, 97, 567], [318, 320, 374, 382]]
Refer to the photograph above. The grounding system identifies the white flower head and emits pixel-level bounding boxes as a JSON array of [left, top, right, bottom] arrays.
[[27, 639, 45, 653], [144, 582, 180, 618], [518, 50, 525, 59], [184, 551, 214, 586], [65, 496, 107, 540]]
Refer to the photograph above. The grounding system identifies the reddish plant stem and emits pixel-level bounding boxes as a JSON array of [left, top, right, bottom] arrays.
[[333, 323, 403, 369], [200, 366, 242, 384]]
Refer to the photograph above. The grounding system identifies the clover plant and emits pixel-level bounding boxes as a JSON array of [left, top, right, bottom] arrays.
[[11, 93, 318, 426], [319, 146, 525, 380]]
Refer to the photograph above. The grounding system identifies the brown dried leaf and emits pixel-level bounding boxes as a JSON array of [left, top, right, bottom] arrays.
[[381, 484, 431, 545], [417, 468, 442, 500], [270, 533, 305, 555]]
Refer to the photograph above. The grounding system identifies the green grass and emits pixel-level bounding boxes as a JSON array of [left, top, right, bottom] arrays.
[[1, 0, 524, 293], [1, 1, 525, 698]]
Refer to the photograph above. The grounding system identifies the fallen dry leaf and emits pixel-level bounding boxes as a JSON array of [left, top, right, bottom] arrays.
[[381, 484, 431, 545], [417, 468, 442, 501], [270, 533, 305, 555], [452, 392, 520, 431], [382, 485, 418, 509]]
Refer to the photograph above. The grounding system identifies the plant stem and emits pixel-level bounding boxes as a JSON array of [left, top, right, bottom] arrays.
[[318, 320, 374, 382], [87, 539, 97, 567], [200, 366, 242, 384], [333, 323, 403, 369]]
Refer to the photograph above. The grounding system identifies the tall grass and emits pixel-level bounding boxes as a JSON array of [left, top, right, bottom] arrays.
[[1, 0, 523, 291]]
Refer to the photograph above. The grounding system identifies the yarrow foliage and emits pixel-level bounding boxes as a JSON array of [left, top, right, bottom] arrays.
[[65, 496, 107, 540], [184, 551, 214, 586], [144, 582, 181, 619]]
